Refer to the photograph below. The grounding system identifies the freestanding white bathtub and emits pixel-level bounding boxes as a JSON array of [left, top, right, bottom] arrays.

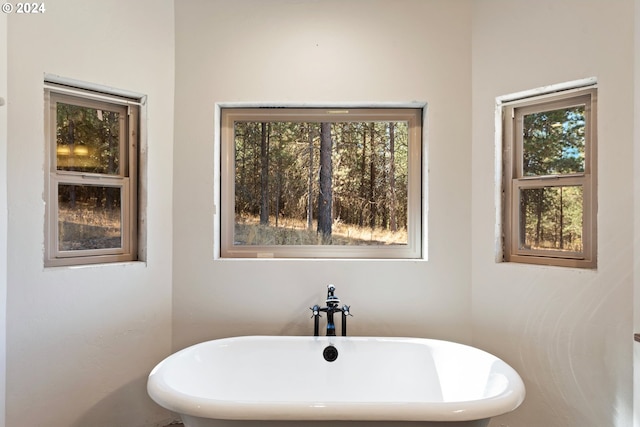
[[147, 336, 525, 427]]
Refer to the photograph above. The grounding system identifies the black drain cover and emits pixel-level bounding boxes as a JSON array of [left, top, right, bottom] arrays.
[[323, 345, 339, 362]]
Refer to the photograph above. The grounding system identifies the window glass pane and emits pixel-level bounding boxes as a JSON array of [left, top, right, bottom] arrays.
[[56, 102, 120, 175], [233, 121, 409, 246], [58, 184, 122, 251], [519, 186, 583, 252], [523, 106, 585, 176]]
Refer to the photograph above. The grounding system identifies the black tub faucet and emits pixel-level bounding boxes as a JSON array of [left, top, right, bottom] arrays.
[[311, 284, 352, 336]]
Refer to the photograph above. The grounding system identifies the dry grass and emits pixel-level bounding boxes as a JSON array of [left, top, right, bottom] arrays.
[[58, 205, 121, 250], [235, 214, 407, 246]]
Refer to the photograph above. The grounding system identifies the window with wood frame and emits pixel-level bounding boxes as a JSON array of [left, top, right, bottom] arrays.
[[219, 107, 424, 259], [44, 82, 141, 267], [502, 86, 597, 268]]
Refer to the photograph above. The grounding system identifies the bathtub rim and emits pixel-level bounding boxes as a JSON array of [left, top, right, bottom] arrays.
[[147, 335, 526, 422]]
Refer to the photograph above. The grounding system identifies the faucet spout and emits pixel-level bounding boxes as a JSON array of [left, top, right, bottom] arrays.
[[311, 285, 352, 337], [326, 284, 340, 306]]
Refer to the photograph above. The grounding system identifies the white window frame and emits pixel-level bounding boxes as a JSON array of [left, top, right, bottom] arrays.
[[216, 103, 426, 260], [44, 79, 144, 267], [501, 82, 597, 268]]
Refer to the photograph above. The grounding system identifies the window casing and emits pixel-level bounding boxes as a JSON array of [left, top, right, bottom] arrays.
[[502, 87, 597, 268], [219, 107, 424, 259], [45, 85, 140, 267]]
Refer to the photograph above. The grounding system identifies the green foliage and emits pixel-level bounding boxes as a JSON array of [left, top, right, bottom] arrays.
[[56, 102, 120, 175], [56, 102, 123, 241], [520, 106, 586, 252], [520, 186, 583, 252], [523, 106, 585, 176], [234, 120, 409, 245]]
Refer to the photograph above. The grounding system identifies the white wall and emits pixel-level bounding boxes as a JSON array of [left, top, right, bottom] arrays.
[[635, 0, 640, 424], [5, 1, 175, 426], [471, 1, 634, 426], [3, 1, 638, 427], [172, 0, 473, 349], [0, 11, 7, 427]]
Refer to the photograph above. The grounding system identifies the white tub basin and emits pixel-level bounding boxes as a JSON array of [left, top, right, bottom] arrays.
[[147, 336, 525, 423]]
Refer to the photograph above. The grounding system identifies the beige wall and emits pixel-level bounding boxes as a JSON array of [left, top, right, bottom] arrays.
[[5, 1, 175, 426], [1, 11, 7, 427], [471, 0, 634, 426], [172, 0, 473, 349], [635, 0, 640, 425], [3, 1, 639, 426]]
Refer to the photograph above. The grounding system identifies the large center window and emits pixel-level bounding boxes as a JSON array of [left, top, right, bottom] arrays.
[[219, 107, 424, 259]]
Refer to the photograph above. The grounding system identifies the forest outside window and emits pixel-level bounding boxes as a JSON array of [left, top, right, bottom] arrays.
[[502, 86, 597, 268], [44, 84, 140, 267], [220, 107, 424, 259]]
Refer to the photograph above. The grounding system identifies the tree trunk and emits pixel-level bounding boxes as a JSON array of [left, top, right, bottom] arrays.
[[106, 123, 116, 208], [559, 187, 564, 250], [535, 189, 543, 247], [519, 191, 528, 248], [260, 122, 269, 225], [307, 124, 314, 230], [389, 122, 397, 232], [68, 119, 76, 207], [358, 125, 367, 227], [369, 123, 376, 229], [276, 131, 283, 228], [317, 122, 333, 242]]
